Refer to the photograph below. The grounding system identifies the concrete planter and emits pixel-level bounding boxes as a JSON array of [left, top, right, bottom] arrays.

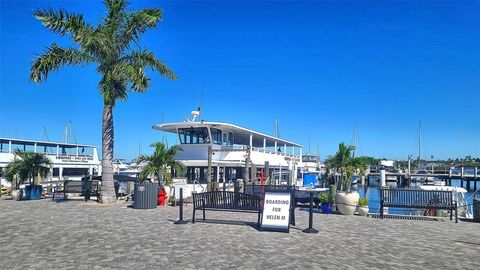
[[11, 189, 23, 201], [357, 206, 369, 216], [335, 191, 359, 215]]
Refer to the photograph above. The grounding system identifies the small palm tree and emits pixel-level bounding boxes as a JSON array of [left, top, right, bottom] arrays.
[[4, 150, 51, 188], [30, 0, 177, 203], [136, 142, 183, 186], [325, 142, 366, 192]]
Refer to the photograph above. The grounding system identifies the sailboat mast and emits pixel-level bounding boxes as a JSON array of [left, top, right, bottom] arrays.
[[308, 136, 311, 154], [418, 120, 422, 161], [352, 125, 357, 158]]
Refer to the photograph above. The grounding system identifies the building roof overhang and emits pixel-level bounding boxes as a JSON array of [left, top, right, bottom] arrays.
[[0, 137, 97, 148]]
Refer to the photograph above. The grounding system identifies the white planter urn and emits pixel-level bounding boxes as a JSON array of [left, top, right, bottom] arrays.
[[335, 191, 359, 215], [357, 206, 369, 216], [11, 189, 23, 201]]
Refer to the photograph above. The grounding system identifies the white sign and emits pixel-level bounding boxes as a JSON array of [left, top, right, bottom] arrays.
[[172, 178, 187, 185], [261, 192, 291, 232]]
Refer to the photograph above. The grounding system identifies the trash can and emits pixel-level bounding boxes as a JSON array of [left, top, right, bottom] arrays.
[[24, 185, 42, 200], [473, 198, 480, 222], [133, 182, 158, 209]]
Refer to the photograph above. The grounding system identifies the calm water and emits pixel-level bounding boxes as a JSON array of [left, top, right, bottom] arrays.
[[355, 178, 477, 215]]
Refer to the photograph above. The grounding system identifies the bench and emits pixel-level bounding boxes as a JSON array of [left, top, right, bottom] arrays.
[[192, 191, 262, 228], [52, 180, 101, 202], [380, 188, 458, 223]]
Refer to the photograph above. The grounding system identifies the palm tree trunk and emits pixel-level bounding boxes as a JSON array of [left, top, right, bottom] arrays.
[[100, 104, 117, 203]]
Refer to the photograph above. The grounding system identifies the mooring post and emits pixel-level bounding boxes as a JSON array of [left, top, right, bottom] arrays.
[[303, 190, 319, 234], [174, 188, 187, 225]]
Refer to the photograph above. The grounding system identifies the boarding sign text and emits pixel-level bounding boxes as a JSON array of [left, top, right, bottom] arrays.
[[261, 192, 291, 232]]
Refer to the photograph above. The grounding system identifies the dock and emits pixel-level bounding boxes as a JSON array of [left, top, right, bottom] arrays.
[[367, 167, 480, 191]]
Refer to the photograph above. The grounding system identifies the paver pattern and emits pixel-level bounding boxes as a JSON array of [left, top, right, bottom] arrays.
[[1, 199, 479, 270]]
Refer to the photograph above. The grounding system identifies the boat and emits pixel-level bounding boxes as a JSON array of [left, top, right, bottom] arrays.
[[113, 159, 142, 178], [411, 170, 434, 184], [299, 154, 325, 186], [153, 110, 304, 199], [418, 185, 472, 219]]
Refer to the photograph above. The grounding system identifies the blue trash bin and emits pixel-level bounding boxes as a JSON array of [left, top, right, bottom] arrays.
[[24, 185, 42, 200]]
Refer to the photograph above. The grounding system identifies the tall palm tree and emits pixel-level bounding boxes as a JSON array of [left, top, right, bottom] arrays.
[[4, 150, 51, 188], [136, 142, 183, 186], [30, 0, 177, 203]]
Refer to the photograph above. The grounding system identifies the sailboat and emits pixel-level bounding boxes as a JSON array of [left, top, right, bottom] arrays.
[[351, 125, 359, 185]]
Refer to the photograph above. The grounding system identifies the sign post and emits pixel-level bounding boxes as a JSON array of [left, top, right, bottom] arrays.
[[261, 191, 292, 232], [302, 190, 318, 233]]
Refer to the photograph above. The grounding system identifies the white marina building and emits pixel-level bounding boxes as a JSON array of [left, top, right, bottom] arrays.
[[0, 137, 101, 187]]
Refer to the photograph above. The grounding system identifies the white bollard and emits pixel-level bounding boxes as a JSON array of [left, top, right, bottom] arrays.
[[380, 169, 386, 187]]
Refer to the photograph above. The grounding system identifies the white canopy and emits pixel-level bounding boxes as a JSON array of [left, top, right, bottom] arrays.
[[153, 121, 302, 148]]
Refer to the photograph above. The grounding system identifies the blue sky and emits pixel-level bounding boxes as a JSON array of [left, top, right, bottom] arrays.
[[1, 0, 479, 161]]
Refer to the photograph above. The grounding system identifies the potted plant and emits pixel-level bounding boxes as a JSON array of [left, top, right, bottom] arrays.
[[318, 192, 334, 214], [357, 197, 369, 216], [325, 143, 366, 215], [4, 150, 51, 200]]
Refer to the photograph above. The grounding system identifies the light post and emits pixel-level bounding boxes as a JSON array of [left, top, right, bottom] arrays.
[[407, 154, 413, 176]]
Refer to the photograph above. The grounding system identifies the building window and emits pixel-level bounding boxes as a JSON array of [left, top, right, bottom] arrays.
[[62, 168, 89, 177], [228, 132, 234, 145], [178, 128, 210, 144], [211, 128, 222, 145]]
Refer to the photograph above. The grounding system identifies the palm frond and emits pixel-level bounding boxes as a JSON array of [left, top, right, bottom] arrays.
[[117, 8, 162, 51], [126, 50, 177, 80], [34, 8, 88, 36], [115, 63, 150, 92], [30, 43, 93, 83]]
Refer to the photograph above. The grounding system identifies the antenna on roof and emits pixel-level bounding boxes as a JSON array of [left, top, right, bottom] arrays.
[[274, 118, 280, 138], [188, 86, 204, 123], [199, 85, 204, 121]]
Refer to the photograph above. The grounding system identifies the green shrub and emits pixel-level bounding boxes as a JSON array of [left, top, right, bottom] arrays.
[[318, 192, 333, 203], [358, 197, 369, 206]]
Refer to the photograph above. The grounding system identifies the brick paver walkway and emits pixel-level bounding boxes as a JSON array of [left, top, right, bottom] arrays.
[[0, 199, 479, 269]]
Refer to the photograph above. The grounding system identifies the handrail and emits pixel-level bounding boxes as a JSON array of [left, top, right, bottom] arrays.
[[192, 179, 205, 192]]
